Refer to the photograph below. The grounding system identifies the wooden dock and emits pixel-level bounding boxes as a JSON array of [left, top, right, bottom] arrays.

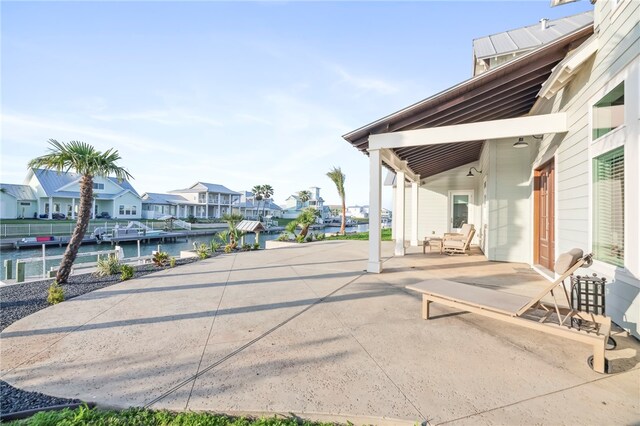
[[105, 232, 189, 245]]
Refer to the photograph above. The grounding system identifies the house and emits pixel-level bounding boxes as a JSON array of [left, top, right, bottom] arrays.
[[346, 205, 369, 219], [140, 192, 198, 219], [343, 2, 639, 338], [281, 187, 329, 219], [0, 184, 37, 219], [0, 168, 142, 219], [231, 191, 282, 219], [159, 182, 241, 219]]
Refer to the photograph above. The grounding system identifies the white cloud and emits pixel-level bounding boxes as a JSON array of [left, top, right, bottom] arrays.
[[90, 109, 223, 128], [330, 64, 399, 95]]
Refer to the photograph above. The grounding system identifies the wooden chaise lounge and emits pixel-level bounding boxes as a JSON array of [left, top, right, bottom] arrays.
[[406, 249, 612, 373]]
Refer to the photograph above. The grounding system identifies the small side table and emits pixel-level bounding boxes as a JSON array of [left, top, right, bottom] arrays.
[[423, 237, 443, 254]]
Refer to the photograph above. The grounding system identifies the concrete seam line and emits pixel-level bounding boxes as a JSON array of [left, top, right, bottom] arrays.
[[144, 270, 367, 408], [184, 253, 237, 410], [0, 274, 163, 378], [435, 369, 639, 425], [290, 265, 428, 423]]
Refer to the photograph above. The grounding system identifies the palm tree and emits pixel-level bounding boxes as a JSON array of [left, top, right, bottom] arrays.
[[326, 166, 346, 235], [261, 184, 274, 219], [297, 190, 312, 206], [221, 212, 243, 247], [28, 140, 132, 283], [287, 207, 320, 239], [251, 185, 264, 219]]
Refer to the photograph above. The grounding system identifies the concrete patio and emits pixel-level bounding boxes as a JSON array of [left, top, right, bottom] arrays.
[[1, 241, 638, 425]]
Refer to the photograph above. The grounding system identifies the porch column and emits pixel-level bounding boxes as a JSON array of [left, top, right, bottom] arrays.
[[368, 148, 383, 273], [410, 180, 419, 246], [48, 196, 53, 219], [205, 191, 209, 218], [71, 198, 76, 219], [92, 198, 96, 219], [395, 171, 406, 256]]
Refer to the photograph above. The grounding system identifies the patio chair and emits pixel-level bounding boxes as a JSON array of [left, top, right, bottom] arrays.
[[406, 249, 612, 373], [443, 224, 475, 255]]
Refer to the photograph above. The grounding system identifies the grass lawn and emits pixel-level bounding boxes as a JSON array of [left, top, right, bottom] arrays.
[[7, 405, 338, 425], [326, 228, 391, 241]]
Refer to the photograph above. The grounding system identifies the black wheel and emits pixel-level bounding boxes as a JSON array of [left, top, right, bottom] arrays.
[[587, 355, 611, 373], [606, 337, 617, 350]]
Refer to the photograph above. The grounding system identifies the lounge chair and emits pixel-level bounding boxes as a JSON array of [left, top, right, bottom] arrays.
[[406, 249, 612, 373], [443, 224, 475, 255]]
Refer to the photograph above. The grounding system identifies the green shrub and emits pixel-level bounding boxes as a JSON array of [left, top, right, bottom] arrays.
[[186, 215, 197, 224], [296, 235, 305, 243], [252, 242, 260, 250], [96, 255, 121, 276], [47, 281, 64, 305], [210, 240, 221, 253], [120, 264, 134, 281], [242, 243, 251, 251], [152, 251, 169, 267], [306, 234, 313, 242], [224, 244, 233, 253], [195, 243, 210, 259], [169, 257, 176, 268], [277, 232, 289, 242], [316, 233, 326, 241]]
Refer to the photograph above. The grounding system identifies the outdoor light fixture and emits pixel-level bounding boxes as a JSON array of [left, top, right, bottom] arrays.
[[513, 137, 529, 148], [466, 167, 482, 177]]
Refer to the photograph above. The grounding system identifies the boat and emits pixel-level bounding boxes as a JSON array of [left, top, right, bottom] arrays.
[[14, 235, 97, 249], [93, 221, 187, 244]]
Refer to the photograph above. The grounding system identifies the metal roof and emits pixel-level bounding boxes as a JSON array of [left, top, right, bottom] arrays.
[[236, 220, 266, 233], [0, 184, 36, 200], [171, 182, 240, 195], [343, 24, 593, 179], [233, 200, 283, 210], [473, 11, 593, 60], [31, 169, 140, 198], [142, 192, 193, 205]]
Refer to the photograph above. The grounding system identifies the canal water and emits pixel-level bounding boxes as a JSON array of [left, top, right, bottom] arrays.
[[0, 224, 369, 281]]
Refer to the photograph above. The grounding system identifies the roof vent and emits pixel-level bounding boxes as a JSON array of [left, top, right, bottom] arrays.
[[540, 18, 549, 30]]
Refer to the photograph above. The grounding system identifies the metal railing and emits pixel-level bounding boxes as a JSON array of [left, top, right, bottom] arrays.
[[1, 220, 179, 238]]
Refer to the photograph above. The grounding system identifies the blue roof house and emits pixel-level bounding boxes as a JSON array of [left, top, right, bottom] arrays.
[[141, 182, 241, 219], [18, 168, 142, 220]]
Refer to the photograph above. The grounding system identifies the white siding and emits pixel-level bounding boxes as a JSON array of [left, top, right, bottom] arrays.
[[531, 0, 639, 337], [406, 163, 481, 244], [114, 192, 143, 219], [0, 193, 17, 219]]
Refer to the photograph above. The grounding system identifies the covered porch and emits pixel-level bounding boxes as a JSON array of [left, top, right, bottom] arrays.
[[342, 25, 592, 274]]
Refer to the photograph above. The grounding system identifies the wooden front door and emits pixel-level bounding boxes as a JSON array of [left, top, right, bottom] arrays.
[[534, 161, 555, 270]]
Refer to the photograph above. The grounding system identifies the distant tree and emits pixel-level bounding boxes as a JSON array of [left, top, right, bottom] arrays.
[[326, 166, 346, 235], [261, 184, 274, 218], [297, 190, 312, 206], [28, 140, 132, 283], [251, 185, 264, 219]]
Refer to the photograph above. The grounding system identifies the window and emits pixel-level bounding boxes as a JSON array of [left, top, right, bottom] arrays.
[[593, 147, 624, 266], [54, 203, 60, 213], [93, 183, 105, 190], [119, 205, 125, 215], [20, 202, 30, 206], [592, 82, 624, 140], [132, 205, 137, 215], [125, 206, 131, 215]]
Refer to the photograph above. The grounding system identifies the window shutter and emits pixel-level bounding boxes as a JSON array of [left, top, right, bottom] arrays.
[[593, 147, 624, 266]]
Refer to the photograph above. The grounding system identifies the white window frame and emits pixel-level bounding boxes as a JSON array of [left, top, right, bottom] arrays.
[[587, 60, 639, 283]]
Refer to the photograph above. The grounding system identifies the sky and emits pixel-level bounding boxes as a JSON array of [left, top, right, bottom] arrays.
[[1, 0, 593, 209]]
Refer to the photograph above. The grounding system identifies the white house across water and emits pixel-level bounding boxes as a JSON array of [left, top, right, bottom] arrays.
[[343, 2, 639, 338], [1, 169, 142, 220]]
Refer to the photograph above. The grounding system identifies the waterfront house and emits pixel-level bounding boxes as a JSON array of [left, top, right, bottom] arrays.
[[343, 3, 639, 338], [281, 187, 329, 219], [140, 192, 197, 219], [0, 184, 37, 219], [231, 191, 282, 220], [163, 182, 241, 219], [0, 168, 142, 220], [346, 205, 369, 219]]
